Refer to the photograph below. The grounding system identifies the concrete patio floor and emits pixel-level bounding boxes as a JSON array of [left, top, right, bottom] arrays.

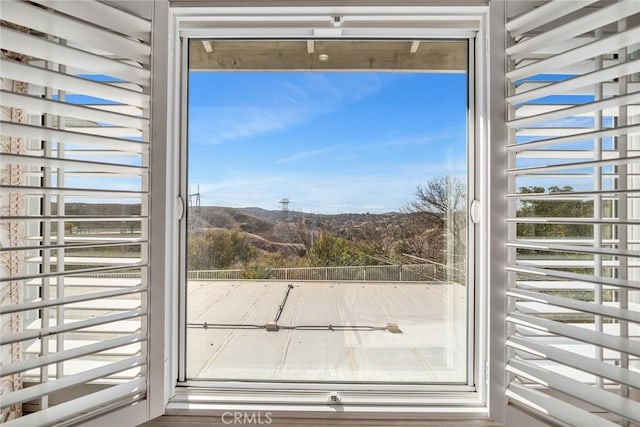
[[187, 280, 467, 383]]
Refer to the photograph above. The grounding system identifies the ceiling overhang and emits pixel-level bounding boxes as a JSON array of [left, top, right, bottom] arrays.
[[189, 39, 467, 72]]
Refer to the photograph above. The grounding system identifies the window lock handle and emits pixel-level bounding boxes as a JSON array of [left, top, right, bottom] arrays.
[[177, 195, 185, 221], [469, 199, 481, 224]]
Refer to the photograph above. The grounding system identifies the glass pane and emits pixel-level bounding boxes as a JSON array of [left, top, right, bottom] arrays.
[[186, 40, 469, 383]]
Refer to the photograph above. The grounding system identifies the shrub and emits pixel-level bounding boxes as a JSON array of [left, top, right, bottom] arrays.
[[241, 262, 272, 279]]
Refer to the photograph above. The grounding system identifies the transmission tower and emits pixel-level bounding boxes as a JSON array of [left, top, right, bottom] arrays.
[[188, 185, 201, 232], [279, 198, 290, 221], [189, 185, 201, 210]]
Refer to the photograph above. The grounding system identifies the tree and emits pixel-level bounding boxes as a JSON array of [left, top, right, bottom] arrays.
[[517, 185, 594, 239], [408, 176, 466, 223], [187, 228, 256, 270], [392, 217, 444, 263], [288, 216, 316, 253], [307, 231, 368, 267], [516, 186, 598, 278], [404, 176, 467, 283], [407, 176, 467, 245]]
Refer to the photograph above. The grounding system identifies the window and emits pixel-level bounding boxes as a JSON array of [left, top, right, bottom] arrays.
[[167, 3, 497, 420], [0, 2, 501, 425], [2, 2, 497, 424], [183, 39, 472, 385], [18, 1, 640, 425]]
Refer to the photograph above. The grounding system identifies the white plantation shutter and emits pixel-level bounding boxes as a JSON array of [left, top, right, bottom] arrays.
[[0, 0, 156, 425], [505, 1, 640, 425]]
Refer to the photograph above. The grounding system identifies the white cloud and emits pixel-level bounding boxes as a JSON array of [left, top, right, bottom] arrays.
[[196, 160, 467, 214], [189, 73, 385, 145], [188, 73, 467, 213], [275, 145, 340, 164], [190, 106, 302, 145], [529, 115, 594, 128]]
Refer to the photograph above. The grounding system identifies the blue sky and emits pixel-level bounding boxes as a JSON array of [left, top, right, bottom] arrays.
[[188, 71, 468, 214]]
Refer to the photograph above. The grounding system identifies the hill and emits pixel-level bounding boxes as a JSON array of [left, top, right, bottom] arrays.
[[189, 206, 406, 242]]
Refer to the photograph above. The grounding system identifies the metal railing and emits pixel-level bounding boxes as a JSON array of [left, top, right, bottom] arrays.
[[75, 272, 142, 279], [187, 264, 451, 282], [76, 264, 464, 282]]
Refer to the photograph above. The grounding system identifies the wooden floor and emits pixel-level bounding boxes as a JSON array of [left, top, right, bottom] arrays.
[[186, 280, 467, 383]]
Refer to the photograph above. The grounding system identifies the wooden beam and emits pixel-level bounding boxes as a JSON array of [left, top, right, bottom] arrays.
[[410, 41, 420, 54], [189, 40, 467, 72], [306, 40, 314, 54]]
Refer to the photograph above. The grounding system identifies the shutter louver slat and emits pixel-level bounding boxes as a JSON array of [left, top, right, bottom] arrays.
[[507, 240, 640, 258], [506, 312, 640, 357], [0, 153, 147, 175], [0, 286, 145, 315], [1, 264, 148, 285], [0, 60, 149, 107], [507, 336, 640, 389], [0, 356, 145, 410], [0, 27, 150, 86], [0, 90, 147, 129], [506, 1, 640, 60], [5, 240, 146, 253], [507, 27, 640, 81], [506, 383, 620, 427], [0, 334, 145, 378], [507, 288, 640, 323], [506, 188, 640, 198], [507, 58, 640, 104], [507, 264, 640, 291], [506, 155, 640, 174], [0, 309, 146, 347], [509, 217, 640, 225], [5, 379, 146, 427], [0, 122, 148, 152], [507, 123, 640, 151], [505, 2, 640, 424], [507, 359, 640, 424], [504, 0, 598, 36], [1, 216, 146, 222], [0, 0, 150, 64], [30, 0, 152, 42], [0, 185, 145, 198], [508, 91, 640, 128], [516, 80, 640, 96], [0, 0, 151, 423]]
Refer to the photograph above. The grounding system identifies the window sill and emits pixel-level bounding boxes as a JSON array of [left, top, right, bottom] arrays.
[[165, 386, 489, 419], [150, 414, 498, 427]]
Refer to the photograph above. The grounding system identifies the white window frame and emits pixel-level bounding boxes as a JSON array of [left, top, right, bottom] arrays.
[[155, 2, 509, 422]]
